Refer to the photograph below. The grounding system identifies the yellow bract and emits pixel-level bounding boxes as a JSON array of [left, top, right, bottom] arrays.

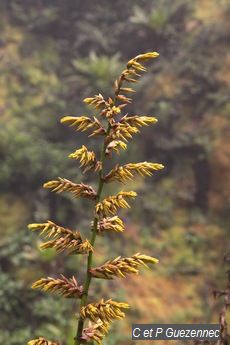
[[95, 191, 137, 216], [127, 52, 159, 67], [81, 320, 110, 345], [28, 221, 92, 254], [32, 275, 83, 298], [69, 145, 95, 165], [113, 51, 160, 106], [28, 220, 72, 237], [104, 162, 164, 183], [80, 299, 130, 323], [43, 178, 97, 199], [61, 115, 94, 131], [90, 253, 159, 280], [109, 123, 140, 142], [61, 115, 105, 136], [96, 216, 125, 233], [120, 115, 158, 127], [83, 93, 107, 109], [68, 145, 101, 173], [105, 140, 127, 155], [40, 236, 92, 254], [84, 94, 121, 119]]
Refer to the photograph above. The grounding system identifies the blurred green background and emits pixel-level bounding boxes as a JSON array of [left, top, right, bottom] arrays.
[[0, 1, 229, 344]]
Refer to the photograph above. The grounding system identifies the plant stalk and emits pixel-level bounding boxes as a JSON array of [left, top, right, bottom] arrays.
[[74, 124, 111, 345], [75, 76, 123, 344]]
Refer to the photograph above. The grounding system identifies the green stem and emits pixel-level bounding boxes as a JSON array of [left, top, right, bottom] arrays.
[[74, 75, 124, 344], [75, 125, 111, 345]]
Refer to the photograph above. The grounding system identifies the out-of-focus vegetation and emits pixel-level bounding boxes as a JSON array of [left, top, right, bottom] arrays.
[[0, 1, 229, 344]]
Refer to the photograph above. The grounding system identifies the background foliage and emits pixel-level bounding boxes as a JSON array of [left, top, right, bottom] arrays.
[[0, 1, 229, 344]]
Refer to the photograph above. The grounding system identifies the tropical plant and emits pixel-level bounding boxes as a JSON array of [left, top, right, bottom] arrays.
[[27, 52, 164, 345]]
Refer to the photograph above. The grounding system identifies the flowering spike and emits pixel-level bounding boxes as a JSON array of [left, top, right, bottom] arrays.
[[40, 237, 92, 254], [28, 338, 60, 345], [28, 221, 92, 254], [80, 299, 130, 323], [61, 115, 106, 136], [68, 145, 102, 173], [69, 145, 95, 166], [83, 94, 121, 120], [101, 105, 121, 120], [43, 178, 97, 200], [120, 115, 158, 127], [95, 216, 125, 233], [81, 320, 110, 345], [109, 123, 140, 142], [83, 94, 107, 109], [28, 52, 163, 344], [105, 140, 127, 156], [95, 191, 137, 217], [61, 116, 93, 131], [28, 220, 74, 238], [104, 162, 164, 183], [113, 52, 159, 104], [32, 275, 83, 298], [127, 52, 159, 68], [89, 253, 159, 280]]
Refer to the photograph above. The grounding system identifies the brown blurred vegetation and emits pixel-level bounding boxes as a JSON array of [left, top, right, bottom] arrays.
[[0, 1, 229, 344]]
